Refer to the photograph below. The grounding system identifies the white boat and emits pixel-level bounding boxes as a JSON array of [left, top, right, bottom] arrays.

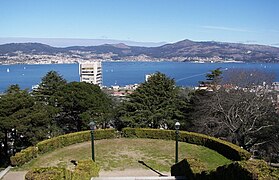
[[7, 68, 10, 73]]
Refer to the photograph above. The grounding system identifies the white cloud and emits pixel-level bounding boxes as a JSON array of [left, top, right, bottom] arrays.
[[201, 25, 250, 32]]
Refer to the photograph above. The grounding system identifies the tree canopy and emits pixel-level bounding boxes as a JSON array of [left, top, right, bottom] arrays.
[[53, 82, 112, 132], [116, 72, 187, 129], [0, 72, 113, 166], [32, 70, 67, 103], [0, 85, 55, 164]]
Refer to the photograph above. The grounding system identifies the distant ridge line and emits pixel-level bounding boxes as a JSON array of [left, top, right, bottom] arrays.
[[0, 39, 279, 63]]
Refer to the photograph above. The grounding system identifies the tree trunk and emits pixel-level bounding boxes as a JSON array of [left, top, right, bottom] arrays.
[[4, 129, 8, 158]]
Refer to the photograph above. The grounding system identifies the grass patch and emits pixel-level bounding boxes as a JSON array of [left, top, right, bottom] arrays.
[[15, 138, 231, 173]]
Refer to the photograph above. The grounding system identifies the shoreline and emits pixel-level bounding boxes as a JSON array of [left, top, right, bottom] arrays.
[[0, 60, 250, 66]]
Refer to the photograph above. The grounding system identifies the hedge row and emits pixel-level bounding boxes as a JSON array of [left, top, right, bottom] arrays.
[[37, 129, 115, 154], [25, 167, 71, 180], [122, 128, 251, 161], [25, 159, 100, 180], [238, 159, 279, 180], [11, 128, 251, 166], [71, 159, 100, 179], [11, 129, 116, 166], [171, 159, 279, 180], [10, 146, 38, 167]]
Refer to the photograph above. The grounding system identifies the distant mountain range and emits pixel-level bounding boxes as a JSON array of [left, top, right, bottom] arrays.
[[1, 39, 279, 63], [0, 37, 166, 47]]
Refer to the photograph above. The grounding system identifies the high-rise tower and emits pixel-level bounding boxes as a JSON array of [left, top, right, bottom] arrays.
[[79, 61, 102, 86]]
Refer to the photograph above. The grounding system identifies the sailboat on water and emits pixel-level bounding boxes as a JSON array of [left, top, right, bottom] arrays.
[[7, 68, 10, 73]]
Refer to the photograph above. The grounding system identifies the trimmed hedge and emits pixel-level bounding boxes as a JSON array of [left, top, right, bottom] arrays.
[[122, 128, 251, 161], [37, 129, 115, 154], [71, 159, 100, 180], [11, 129, 116, 166], [10, 146, 38, 166], [25, 160, 100, 180], [171, 159, 279, 180], [238, 159, 279, 180], [12, 128, 251, 167], [25, 167, 71, 180]]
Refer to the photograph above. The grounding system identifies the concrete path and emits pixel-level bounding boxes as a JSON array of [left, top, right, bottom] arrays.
[[92, 177, 186, 180], [99, 169, 170, 177], [1, 171, 27, 180], [94, 169, 185, 180], [0, 166, 12, 179], [1, 168, 170, 180]]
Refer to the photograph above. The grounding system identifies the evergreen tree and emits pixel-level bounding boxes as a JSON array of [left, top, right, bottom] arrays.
[[33, 71, 67, 103], [116, 72, 187, 129], [199, 68, 222, 90], [53, 82, 112, 132], [0, 85, 56, 165]]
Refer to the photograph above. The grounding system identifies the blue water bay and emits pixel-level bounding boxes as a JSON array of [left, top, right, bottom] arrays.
[[0, 62, 278, 93]]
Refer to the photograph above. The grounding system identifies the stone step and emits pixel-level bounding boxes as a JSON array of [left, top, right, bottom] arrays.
[[91, 176, 187, 180]]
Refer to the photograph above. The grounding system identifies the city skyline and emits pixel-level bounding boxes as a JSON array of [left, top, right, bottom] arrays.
[[1, 0, 279, 46]]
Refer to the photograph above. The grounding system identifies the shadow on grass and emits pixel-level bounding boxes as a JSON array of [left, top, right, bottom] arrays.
[[138, 160, 168, 177]]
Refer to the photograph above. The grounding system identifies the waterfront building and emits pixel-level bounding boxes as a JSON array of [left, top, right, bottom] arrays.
[[272, 82, 279, 91], [79, 61, 102, 86], [145, 74, 154, 81]]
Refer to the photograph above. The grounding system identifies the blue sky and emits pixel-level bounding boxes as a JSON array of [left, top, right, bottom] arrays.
[[1, 0, 279, 46]]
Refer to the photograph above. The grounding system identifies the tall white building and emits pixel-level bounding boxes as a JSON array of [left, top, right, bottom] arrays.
[[145, 74, 154, 81], [79, 61, 102, 86]]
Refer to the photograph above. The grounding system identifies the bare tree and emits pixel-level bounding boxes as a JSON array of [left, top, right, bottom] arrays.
[[190, 88, 279, 153], [222, 68, 276, 87]]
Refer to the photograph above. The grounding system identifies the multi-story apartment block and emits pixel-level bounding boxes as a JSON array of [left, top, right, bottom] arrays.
[[79, 61, 102, 86]]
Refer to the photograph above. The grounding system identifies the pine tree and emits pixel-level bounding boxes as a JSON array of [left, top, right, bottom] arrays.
[[117, 72, 186, 129]]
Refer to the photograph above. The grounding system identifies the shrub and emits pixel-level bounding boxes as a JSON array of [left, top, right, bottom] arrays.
[[25, 167, 71, 180], [122, 128, 175, 140], [11, 129, 116, 166], [122, 128, 251, 161], [71, 159, 100, 180], [10, 146, 38, 166], [171, 159, 279, 180], [171, 159, 195, 179], [25, 160, 100, 180], [239, 159, 279, 180]]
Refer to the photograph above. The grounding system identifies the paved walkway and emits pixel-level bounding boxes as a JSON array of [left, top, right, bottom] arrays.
[[2, 171, 27, 180], [1, 169, 168, 180], [92, 177, 186, 180], [0, 166, 12, 179], [99, 169, 170, 177]]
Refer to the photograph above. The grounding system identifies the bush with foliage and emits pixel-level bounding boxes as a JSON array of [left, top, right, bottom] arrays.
[[10, 146, 38, 166], [238, 159, 279, 180], [71, 159, 100, 179], [171, 159, 279, 180], [122, 128, 251, 161], [25, 160, 99, 180], [25, 167, 71, 180]]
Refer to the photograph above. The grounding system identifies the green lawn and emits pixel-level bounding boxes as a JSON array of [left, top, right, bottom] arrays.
[[17, 138, 231, 173]]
